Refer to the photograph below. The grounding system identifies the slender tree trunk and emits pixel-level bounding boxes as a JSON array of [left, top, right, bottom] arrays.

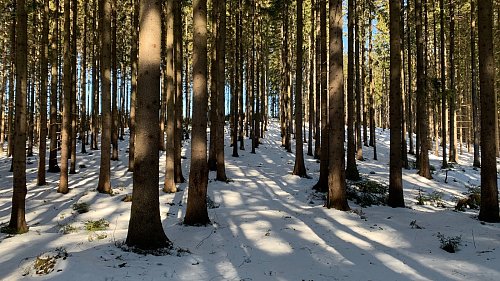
[[327, 0, 349, 210], [128, 0, 138, 172], [174, 0, 185, 183], [126, 0, 171, 249], [58, 0, 71, 193], [478, 0, 500, 223], [69, 0, 78, 174], [471, 0, 480, 168], [407, 0, 414, 155], [208, 0, 218, 171], [37, 0, 49, 186], [215, 0, 227, 181], [163, 0, 176, 193], [416, 0, 432, 179], [9, 0, 29, 233], [232, 2, 239, 158], [448, 0, 457, 163], [184, 0, 210, 226], [97, 0, 112, 194], [308, 0, 315, 157], [313, 0, 329, 191], [355, 2, 363, 161], [439, 0, 447, 168], [110, 0, 118, 161], [346, 0, 360, 180], [314, 0, 321, 160], [293, 0, 307, 177], [80, 1, 87, 154], [389, 0, 405, 207], [48, 0, 60, 172]]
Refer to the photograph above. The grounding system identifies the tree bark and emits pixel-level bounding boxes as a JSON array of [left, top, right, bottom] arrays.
[[126, 0, 171, 249], [327, 0, 349, 211], [9, 0, 29, 234], [389, 0, 405, 207], [128, 0, 138, 172], [293, 0, 307, 178], [37, 0, 49, 186], [184, 0, 210, 226], [478, 0, 500, 223], [97, 0, 112, 194]]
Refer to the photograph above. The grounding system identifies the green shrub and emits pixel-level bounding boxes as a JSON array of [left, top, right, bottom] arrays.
[[437, 232, 461, 253], [84, 219, 109, 231], [73, 202, 90, 214]]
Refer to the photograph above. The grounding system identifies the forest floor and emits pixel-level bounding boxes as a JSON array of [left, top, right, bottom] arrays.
[[0, 121, 499, 281]]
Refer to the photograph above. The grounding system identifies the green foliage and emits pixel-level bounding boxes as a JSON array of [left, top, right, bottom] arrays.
[[347, 179, 388, 207], [72, 202, 90, 214], [416, 188, 425, 205], [415, 189, 445, 207], [437, 233, 462, 253], [59, 224, 78, 235], [84, 219, 109, 232]]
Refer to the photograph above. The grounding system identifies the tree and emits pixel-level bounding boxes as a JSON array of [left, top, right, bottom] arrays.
[[97, 0, 112, 194], [184, 0, 210, 226], [293, 0, 307, 178], [470, 0, 480, 168], [48, 0, 60, 173], [164, 0, 176, 193], [8, 0, 29, 234], [174, 0, 185, 183], [326, 0, 349, 211], [313, 0, 329, 192], [388, 0, 405, 208], [416, 0, 431, 179], [128, 0, 138, 172], [439, 0, 447, 168], [478, 0, 500, 223], [126, 0, 171, 250], [57, 0, 72, 194], [346, 0, 360, 181], [215, 0, 227, 181], [37, 0, 49, 186], [448, 0, 457, 163]]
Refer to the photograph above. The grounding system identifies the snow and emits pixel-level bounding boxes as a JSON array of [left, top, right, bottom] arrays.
[[0, 121, 499, 281]]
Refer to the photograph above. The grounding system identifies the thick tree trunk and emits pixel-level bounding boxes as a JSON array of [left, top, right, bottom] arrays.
[[327, 0, 349, 211], [184, 0, 210, 226], [126, 0, 170, 249], [389, 0, 405, 208], [478, 0, 500, 223]]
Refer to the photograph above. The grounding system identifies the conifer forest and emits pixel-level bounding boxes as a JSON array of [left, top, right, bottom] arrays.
[[0, 0, 500, 280]]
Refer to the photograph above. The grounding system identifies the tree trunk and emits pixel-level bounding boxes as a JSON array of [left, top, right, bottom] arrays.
[[346, 0, 360, 181], [389, 0, 405, 207], [58, 0, 71, 193], [80, 1, 88, 154], [215, 0, 227, 181], [9, 0, 29, 234], [97, 0, 112, 194], [471, 0, 480, 168], [355, 2, 363, 161], [232, 2, 239, 158], [293, 0, 307, 178], [37, 0, 49, 186], [314, 0, 321, 160], [69, 0, 78, 174], [439, 0, 447, 168], [128, 0, 138, 172], [416, 0, 432, 179], [307, 0, 315, 157], [48, 0, 60, 172], [163, 0, 176, 193], [478, 0, 500, 223], [126, 0, 171, 249], [174, 0, 185, 183], [184, 0, 210, 226], [111, 0, 119, 161], [448, 0, 457, 163], [327, 0, 349, 211], [313, 0, 329, 191]]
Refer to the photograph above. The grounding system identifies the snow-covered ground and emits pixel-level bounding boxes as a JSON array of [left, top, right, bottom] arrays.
[[0, 121, 499, 281]]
